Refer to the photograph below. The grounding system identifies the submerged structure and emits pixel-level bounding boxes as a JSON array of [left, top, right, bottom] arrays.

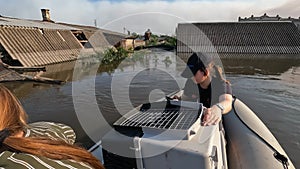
[[0, 62, 25, 82], [177, 16, 300, 54], [0, 9, 125, 67]]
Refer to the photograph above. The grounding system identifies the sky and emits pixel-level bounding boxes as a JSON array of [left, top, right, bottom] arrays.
[[0, 0, 299, 35]]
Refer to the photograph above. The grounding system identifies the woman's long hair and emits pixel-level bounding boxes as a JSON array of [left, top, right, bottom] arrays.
[[212, 64, 228, 83], [0, 85, 104, 169]]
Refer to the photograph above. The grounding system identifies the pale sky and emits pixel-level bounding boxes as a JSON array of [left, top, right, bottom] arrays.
[[0, 0, 299, 35]]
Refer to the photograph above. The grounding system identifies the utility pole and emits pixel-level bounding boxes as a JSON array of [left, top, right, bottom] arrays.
[[94, 19, 97, 27]]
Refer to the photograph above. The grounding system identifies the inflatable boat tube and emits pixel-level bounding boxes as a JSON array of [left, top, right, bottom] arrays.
[[223, 98, 295, 169]]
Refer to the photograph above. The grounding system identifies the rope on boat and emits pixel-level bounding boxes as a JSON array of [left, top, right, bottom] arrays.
[[232, 96, 289, 169]]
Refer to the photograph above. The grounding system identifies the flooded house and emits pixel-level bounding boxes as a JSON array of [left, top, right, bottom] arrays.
[[118, 36, 146, 50], [59, 22, 126, 50], [177, 16, 300, 54], [0, 9, 126, 67]]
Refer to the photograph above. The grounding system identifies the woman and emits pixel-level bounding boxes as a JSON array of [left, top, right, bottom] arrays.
[[0, 84, 104, 169], [176, 52, 233, 126]]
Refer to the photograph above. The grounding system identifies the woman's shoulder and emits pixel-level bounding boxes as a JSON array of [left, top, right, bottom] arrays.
[[26, 121, 76, 144], [0, 151, 93, 169]]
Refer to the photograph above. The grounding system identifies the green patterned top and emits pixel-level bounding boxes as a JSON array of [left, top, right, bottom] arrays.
[[0, 122, 94, 169]]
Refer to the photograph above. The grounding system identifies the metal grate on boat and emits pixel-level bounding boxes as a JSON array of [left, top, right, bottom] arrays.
[[115, 107, 201, 130]]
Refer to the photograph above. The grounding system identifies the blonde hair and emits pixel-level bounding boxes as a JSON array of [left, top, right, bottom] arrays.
[[0, 85, 27, 134], [0, 85, 104, 169]]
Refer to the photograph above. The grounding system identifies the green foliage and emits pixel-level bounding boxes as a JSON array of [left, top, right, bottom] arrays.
[[165, 36, 177, 46], [145, 33, 176, 48], [131, 32, 138, 37], [147, 34, 159, 46], [130, 50, 147, 62], [102, 47, 129, 64]]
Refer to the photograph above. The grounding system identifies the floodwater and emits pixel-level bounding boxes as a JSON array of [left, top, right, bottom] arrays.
[[3, 49, 300, 168]]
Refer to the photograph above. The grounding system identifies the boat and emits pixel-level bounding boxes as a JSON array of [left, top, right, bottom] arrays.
[[89, 91, 295, 169]]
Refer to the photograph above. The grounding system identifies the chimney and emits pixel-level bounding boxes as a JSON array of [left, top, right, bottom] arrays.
[[41, 9, 52, 22]]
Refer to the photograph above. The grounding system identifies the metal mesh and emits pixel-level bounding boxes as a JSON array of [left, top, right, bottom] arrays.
[[117, 108, 199, 130]]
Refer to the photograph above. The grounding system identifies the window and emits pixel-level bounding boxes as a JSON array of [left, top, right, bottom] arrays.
[[39, 28, 44, 34]]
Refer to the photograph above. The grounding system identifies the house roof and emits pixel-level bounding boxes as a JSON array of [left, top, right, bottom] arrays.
[[177, 21, 300, 54], [0, 16, 84, 67], [58, 22, 126, 46], [0, 16, 80, 30]]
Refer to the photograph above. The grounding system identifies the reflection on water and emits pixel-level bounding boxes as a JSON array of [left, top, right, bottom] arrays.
[[1, 50, 300, 167], [279, 67, 300, 85], [222, 57, 300, 75], [21, 52, 300, 82]]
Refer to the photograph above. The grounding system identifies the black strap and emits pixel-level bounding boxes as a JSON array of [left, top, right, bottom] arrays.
[[232, 96, 289, 169], [274, 152, 289, 169], [0, 129, 10, 146], [0, 129, 11, 153], [0, 129, 21, 153]]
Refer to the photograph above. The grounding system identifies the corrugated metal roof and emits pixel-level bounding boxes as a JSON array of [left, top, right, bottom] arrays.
[[58, 22, 126, 46], [177, 21, 300, 54], [0, 16, 126, 67], [0, 26, 83, 67], [102, 32, 126, 46], [83, 30, 111, 51], [0, 16, 80, 30]]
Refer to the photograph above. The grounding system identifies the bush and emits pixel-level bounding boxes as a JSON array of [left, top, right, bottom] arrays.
[[165, 36, 176, 46], [102, 47, 129, 64]]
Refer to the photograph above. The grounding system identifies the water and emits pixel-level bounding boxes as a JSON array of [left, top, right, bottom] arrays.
[[2, 49, 300, 168]]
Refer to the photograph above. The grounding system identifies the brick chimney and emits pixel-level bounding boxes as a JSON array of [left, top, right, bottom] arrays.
[[41, 9, 52, 22]]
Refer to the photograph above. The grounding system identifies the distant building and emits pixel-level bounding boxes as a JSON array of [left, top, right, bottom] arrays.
[[177, 22, 300, 54], [118, 36, 145, 50], [144, 29, 152, 41]]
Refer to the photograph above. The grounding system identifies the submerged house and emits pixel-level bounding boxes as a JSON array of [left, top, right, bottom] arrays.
[[0, 9, 125, 67], [177, 20, 300, 54], [0, 61, 25, 82], [59, 22, 126, 49]]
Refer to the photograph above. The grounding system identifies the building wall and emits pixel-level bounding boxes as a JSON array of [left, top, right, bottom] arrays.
[[120, 39, 134, 50], [119, 39, 145, 50], [134, 40, 146, 49]]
